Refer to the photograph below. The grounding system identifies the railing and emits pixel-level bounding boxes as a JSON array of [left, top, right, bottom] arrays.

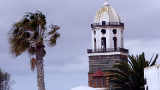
[[87, 48, 128, 53], [91, 22, 124, 28]]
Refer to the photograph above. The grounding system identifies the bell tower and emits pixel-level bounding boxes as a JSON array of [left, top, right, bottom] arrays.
[[87, 0, 129, 89]]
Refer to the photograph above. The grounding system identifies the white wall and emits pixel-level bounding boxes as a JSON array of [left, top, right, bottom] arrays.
[[144, 65, 160, 90]]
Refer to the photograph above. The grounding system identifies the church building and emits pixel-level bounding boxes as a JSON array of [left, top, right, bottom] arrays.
[[87, 0, 129, 90]]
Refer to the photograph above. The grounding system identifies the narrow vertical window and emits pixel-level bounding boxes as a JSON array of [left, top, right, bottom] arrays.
[[113, 37, 117, 51], [101, 37, 106, 50], [94, 30, 96, 35], [94, 38, 96, 50], [102, 77, 106, 87]]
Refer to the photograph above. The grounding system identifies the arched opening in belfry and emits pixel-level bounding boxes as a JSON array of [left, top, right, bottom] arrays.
[[102, 21, 106, 26], [101, 37, 106, 50], [113, 37, 117, 51]]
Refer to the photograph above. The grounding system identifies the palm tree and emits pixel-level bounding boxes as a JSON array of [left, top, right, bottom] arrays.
[[8, 11, 60, 90], [109, 52, 158, 90], [0, 69, 10, 90]]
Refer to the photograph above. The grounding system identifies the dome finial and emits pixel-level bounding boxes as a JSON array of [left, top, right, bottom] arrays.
[[104, 0, 109, 6]]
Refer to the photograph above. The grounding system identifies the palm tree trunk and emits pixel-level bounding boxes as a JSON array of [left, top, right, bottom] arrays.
[[36, 46, 46, 90], [36, 60, 45, 90]]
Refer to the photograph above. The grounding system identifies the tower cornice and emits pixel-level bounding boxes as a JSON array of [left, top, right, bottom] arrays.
[[91, 23, 124, 29]]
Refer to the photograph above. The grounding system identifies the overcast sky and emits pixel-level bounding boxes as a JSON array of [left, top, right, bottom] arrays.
[[0, 0, 160, 90]]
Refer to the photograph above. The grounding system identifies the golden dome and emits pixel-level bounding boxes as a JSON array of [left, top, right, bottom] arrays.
[[94, 1, 121, 23]]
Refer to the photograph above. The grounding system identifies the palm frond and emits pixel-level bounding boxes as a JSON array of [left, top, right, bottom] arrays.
[[9, 11, 49, 56], [149, 54, 158, 66], [9, 24, 31, 56], [48, 25, 60, 47], [9, 36, 30, 56], [49, 33, 60, 46], [30, 58, 37, 71], [110, 52, 158, 90], [48, 25, 60, 35], [28, 47, 36, 55]]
